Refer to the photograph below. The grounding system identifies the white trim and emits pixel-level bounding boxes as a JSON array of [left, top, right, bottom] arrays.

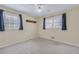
[[39, 37, 79, 48]]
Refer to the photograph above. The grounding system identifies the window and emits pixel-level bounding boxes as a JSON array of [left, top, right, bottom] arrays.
[[45, 15, 62, 29], [45, 17, 53, 29], [3, 12, 20, 30], [0, 9, 23, 31]]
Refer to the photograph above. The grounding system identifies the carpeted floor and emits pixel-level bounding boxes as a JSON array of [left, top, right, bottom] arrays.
[[0, 38, 79, 54]]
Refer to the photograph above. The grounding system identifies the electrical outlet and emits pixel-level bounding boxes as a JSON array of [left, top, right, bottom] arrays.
[[51, 36, 55, 39]]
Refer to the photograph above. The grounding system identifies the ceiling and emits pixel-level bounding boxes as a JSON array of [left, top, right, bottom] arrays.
[[1, 4, 79, 17]]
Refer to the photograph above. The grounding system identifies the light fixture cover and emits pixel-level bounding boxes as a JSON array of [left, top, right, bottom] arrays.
[[35, 4, 44, 12]]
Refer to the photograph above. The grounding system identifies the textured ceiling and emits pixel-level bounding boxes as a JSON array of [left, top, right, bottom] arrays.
[[1, 4, 79, 17]]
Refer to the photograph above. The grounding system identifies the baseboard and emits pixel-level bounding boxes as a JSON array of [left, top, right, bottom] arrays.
[[0, 37, 79, 49], [0, 37, 37, 49], [39, 37, 79, 48]]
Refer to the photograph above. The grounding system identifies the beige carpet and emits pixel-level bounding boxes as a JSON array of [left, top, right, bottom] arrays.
[[0, 38, 79, 54]]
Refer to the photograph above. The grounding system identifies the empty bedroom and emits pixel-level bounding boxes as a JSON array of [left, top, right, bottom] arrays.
[[0, 4, 79, 54]]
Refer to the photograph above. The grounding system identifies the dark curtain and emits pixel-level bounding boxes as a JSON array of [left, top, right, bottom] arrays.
[[43, 18, 46, 30], [0, 9, 4, 31], [19, 14, 23, 30], [62, 13, 67, 30]]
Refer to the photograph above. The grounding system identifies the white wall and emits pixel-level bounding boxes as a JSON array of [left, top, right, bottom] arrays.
[[38, 7, 79, 47], [0, 5, 38, 48]]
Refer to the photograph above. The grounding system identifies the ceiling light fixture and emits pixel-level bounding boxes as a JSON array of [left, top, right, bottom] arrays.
[[37, 6, 42, 12], [35, 4, 44, 12]]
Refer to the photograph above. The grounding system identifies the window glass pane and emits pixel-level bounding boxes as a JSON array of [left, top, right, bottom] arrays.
[[3, 12, 20, 30], [45, 17, 53, 29], [45, 15, 62, 29], [53, 15, 62, 28]]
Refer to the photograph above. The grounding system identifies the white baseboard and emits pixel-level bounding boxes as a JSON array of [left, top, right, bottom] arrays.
[[0, 37, 79, 49], [0, 37, 37, 49], [39, 37, 79, 48]]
